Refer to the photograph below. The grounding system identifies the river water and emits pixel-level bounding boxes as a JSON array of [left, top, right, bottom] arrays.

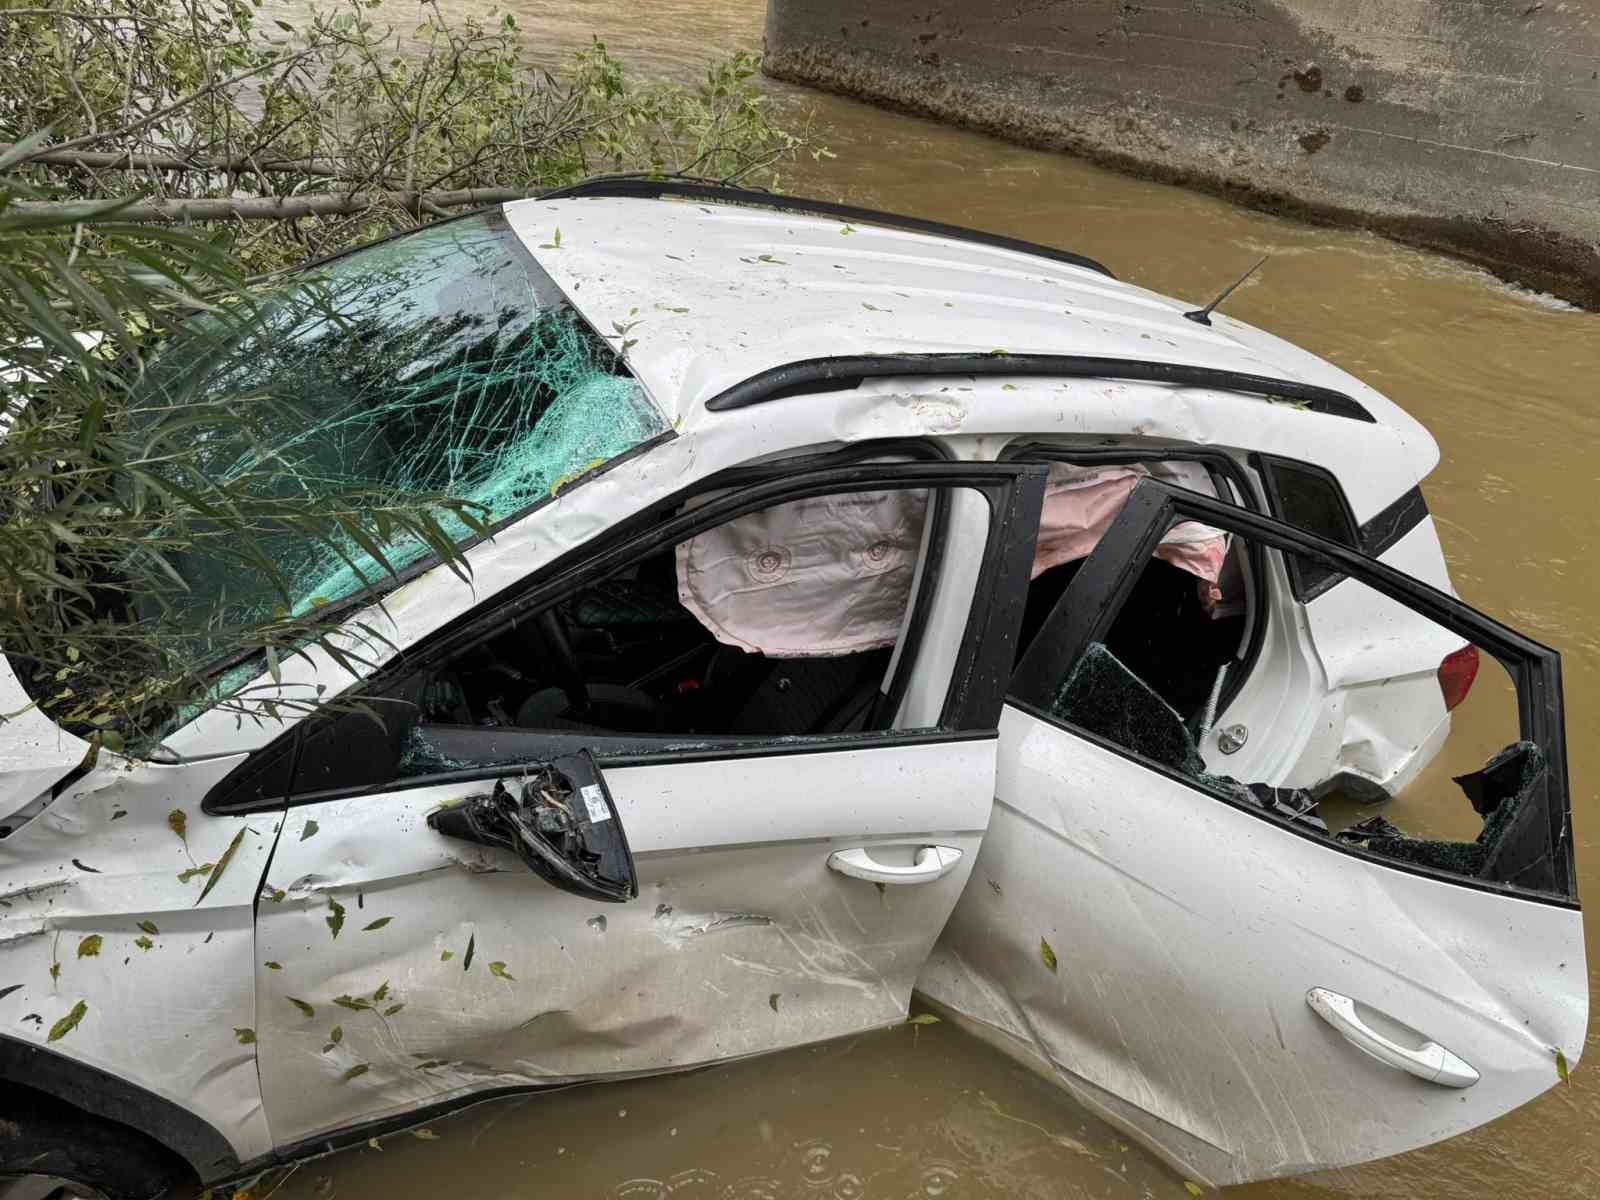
[[258, 1, 1600, 1197]]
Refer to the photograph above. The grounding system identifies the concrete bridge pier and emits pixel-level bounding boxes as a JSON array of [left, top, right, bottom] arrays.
[[764, 0, 1600, 307]]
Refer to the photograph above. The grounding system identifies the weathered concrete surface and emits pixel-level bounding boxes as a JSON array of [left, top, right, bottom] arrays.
[[765, 0, 1600, 306]]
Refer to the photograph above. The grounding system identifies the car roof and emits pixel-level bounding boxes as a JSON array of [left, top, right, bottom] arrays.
[[500, 187, 1435, 472]]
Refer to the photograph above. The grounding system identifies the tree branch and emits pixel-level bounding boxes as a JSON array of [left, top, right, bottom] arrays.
[[11, 187, 541, 224]]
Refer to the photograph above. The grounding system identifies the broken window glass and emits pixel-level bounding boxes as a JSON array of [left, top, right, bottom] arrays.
[[129, 211, 667, 640]]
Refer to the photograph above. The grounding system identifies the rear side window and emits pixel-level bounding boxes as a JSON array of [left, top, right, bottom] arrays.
[[1255, 456, 1359, 600]]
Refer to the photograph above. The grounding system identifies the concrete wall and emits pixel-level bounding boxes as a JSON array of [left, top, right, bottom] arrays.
[[765, 0, 1600, 306]]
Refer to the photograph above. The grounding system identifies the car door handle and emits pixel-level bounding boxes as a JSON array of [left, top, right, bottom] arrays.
[[827, 845, 963, 885], [1306, 988, 1479, 1088]]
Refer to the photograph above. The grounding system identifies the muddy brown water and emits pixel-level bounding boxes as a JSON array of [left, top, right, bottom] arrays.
[[255, 1, 1600, 1196]]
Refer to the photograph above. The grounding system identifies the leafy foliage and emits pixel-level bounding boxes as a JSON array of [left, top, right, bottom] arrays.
[[0, 157, 493, 745], [1, 0, 826, 270], [0, 4, 822, 756]]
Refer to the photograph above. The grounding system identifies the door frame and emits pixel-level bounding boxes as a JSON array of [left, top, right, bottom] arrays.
[[1009, 477, 1576, 904], [206, 450, 1048, 813]]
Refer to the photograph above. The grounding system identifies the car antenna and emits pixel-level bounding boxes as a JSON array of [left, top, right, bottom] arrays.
[[1182, 255, 1269, 326]]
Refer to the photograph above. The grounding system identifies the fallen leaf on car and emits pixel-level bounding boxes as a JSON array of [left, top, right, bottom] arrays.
[[412, 1129, 439, 1140], [907, 1013, 941, 1026], [76, 935, 101, 959], [137, 920, 158, 935], [234, 1027, 256, 1044], [362, 917, 392, 931], [47, 1000, 87, 1042], [134, 936, 153, 951], [168, 808, 188, 847], [287, 997, 314, 1018], [326, 897, 346, 940], [301, 820, 319, 842], [196, 826, 246, 906], [339, 1064, 370, 1083], [1040, 938, 1058, 974], [769, 993, 780, 1012], [488, 961, 514, 980]]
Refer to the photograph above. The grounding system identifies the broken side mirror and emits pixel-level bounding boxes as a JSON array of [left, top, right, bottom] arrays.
[[426, 750, 638, 903]]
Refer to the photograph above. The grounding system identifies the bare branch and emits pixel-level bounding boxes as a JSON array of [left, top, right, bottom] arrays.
[[11, 187, 541, 224]]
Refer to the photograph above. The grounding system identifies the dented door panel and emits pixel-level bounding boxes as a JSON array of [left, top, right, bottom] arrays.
[[256, 738, 993, 1145], [918, 705, 1587, 1185], [0, 754, 275, 1169]]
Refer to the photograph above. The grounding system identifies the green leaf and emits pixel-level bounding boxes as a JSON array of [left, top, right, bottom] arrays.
[[339, 1063, 370, 1084], [488, 961, 514, 980], [137, 921, 158, 936], [463, 933, 474, 971], [177, 864, 214, 884], [47, 1000, 87, 1042], [75, 935, 102, 959], [1039, 937, 1058, 974], [330, 1025, 343, 1044], [300, 820, 320, 842], [167, 808, 188, 847], [907, 1013, 941, 1026], [1184, 1183, 1205, 1198], [234, 1027, 256, 1044], [412, 1129, 439, 1140], [287, 997, 315, 1018], [383, 1003, 405, 1016], [195, 826, 247, 906], [372, 981, 389, 1002], [440, 950, 453, 962], [49, 961, 61, 982], [334, 995, 372, 1011], [769, 992, 780, 1012], [264, 961, 282, 971], [134, 937, 153, 951], [362, 917, 392, 931], [1557, 1049, 1571, 1083], [326, 897, 346, 940]]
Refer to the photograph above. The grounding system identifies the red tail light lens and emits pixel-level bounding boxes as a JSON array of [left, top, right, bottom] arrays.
[[1437, 644, 1480, 712]]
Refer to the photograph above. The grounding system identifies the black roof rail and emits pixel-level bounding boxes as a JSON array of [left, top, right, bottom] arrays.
[[703, 353, 1376, 423], [536, 174, 1116, 279]]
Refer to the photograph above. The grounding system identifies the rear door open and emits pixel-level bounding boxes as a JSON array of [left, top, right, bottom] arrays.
[[918, 477, 1584, 1186]]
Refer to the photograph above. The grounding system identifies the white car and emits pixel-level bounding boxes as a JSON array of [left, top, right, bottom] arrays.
[[0, 179, 1582, 1198]]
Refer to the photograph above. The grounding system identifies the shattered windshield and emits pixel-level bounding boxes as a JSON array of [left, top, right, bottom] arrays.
[[131, 210, 667, 637]]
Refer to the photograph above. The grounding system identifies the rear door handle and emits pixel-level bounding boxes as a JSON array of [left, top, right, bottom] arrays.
[[1307, 987, 1479, 1088], [827, 845, 963, 885]]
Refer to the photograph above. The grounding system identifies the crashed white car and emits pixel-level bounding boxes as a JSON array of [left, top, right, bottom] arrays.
[[0, 179, 1583, 1198]]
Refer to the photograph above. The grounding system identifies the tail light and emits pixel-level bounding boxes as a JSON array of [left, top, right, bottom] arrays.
[[1437, 644, 1480, 712]]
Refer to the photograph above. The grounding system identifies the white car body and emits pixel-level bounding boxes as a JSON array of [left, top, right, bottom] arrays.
[[0, 182, 1582, 1195]]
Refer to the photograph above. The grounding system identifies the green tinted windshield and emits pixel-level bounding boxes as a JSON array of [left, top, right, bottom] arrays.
[[133, 211, 667, 632]]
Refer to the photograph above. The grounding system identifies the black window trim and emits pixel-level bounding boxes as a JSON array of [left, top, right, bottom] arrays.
[[204, 450, 1048, 814], [998, 440, 1270, 723], [1360, 484, 1430, 558], [1010, 477, 1576, 906], [1251, 451, 1363, 603]]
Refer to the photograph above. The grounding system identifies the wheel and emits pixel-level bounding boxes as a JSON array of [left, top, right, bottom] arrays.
[[0, 1086, 194, 1200]]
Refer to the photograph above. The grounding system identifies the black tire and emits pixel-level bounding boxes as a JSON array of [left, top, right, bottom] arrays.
[[0, 1085, 195, 1200]]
